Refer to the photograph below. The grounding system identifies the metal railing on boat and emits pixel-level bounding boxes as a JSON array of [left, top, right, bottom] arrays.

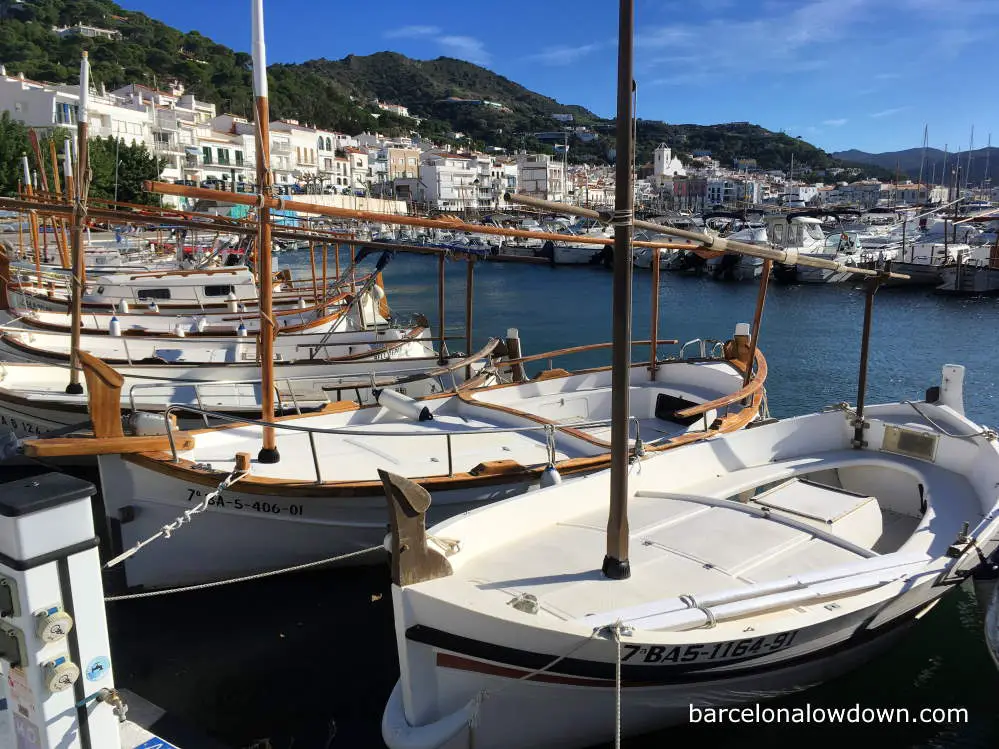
[[160, 404, 648, 484], [126, 348, 499, 426]]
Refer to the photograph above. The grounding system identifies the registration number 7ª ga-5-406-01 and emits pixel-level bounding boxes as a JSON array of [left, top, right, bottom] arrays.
[[620, 630, 798, 664], [183, 487, 305, 517]]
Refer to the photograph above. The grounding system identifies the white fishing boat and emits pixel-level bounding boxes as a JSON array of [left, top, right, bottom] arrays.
[[375, 6, 992, 746], [0, 311, 423, 366], [936, 254, 999, 296], [2, 262, 335, 315], [378, 365, 999, 749], [2, 298, 344, 336], [21, 331, 767, 591]]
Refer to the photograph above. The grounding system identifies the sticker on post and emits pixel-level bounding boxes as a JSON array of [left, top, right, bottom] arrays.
[[133, 737, 180, 749], [85, 656, 110, 682]]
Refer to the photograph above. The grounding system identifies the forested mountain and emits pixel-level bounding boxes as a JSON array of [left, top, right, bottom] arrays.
[[833, 147, 997, 186], [0, 0, 885, 175]]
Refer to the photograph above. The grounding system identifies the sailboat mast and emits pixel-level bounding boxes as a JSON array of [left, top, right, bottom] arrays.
[[986, 133, 992, 192], [916, 124, 927, 192], [603, 0, 635, 581], [966, 126, 974, 192], [66, 51, 90, 395], [252, 0, 279, 462]]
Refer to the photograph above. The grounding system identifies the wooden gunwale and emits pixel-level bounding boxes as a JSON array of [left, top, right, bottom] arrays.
[[102, 351, 767, 499]]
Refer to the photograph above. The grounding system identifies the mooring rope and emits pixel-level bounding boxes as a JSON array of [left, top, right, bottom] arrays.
[[102, 466, 248, 570]]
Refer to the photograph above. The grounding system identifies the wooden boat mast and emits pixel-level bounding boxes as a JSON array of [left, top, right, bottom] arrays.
[[252, 0, 279, 462], [603, 0, 635, 580], [67, 51, 90, 395]]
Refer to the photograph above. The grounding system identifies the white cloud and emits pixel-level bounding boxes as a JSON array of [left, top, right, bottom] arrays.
[[636, 0, 867, 84], [383, 25, 441, 39], [870, 107, 907, 118], [823, 118, 848, 126], [439, 36, 491, 65], [530, 42, 607, 66]]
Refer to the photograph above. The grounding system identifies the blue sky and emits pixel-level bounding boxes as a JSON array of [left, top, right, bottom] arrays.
[[123, 0, 997, 154]]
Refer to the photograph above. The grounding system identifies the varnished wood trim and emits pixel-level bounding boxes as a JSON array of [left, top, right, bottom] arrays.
[[24, 434, 195, 457]]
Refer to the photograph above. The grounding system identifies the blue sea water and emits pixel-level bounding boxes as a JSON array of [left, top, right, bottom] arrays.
[[110, 250, 999, 749]]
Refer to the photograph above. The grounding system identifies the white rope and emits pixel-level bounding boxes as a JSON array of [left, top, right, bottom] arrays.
[[102, 467, 248, 570], [613, 621, 623, 749], [103, 544, 382, 602], [427, 535, 461, 556]]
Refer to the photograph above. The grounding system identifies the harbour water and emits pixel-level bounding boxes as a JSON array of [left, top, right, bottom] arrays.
[[108, 251, 999, 748]]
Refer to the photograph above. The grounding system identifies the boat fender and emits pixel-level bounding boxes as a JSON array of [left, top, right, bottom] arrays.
[[298, 297, 308, 309], [191, 316, 208, 333], [374, 387, 433, 421], [149, 300, 159, 313], [236, 322, 248, 337], [118, 299, 129, 313], [130, 411, 176, 436], [540, 465, 562, 488], [173, 323, 186, 337], [108, 315, 121, 337]]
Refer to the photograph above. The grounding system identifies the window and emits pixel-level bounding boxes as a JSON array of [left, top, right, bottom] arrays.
[[318, 136, 324, 151], [217, 148, 230, 165], [202, 146, 212, 165], [204, 284, 235, 297], [773, 224, 784, 244], [235, 151, 244, 166], [137, 288, 171, 300], [325, 137, 332, 151]]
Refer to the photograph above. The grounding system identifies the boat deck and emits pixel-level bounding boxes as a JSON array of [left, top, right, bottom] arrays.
[[186, 411, 577, 483], [452, 450, 982, 628]]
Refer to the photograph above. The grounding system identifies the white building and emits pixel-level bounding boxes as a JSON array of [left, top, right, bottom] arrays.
[[704, 178, 763, 206], [418, 153, 484, 211], [516, 153, 566, 202], [653, 142, 686, 184], [375, 101, 411, 118], [52, 23, 121, 40]]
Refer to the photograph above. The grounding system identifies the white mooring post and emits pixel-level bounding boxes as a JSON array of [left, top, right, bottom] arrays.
[[0, 472, 122, 749]]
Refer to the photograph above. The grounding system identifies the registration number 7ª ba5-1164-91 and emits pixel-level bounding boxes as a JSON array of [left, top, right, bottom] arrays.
[[620, 630, 798, 665]]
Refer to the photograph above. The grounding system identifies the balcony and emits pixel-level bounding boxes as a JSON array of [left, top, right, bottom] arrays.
[[149, 111, 180, 131], [151, 139, 183, 155], [271, 140, 293, 155]]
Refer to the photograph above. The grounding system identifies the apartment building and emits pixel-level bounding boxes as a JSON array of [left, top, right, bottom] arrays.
[[516, 153, 565, 202]]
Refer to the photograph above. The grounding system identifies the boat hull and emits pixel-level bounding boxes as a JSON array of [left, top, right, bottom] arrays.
[[936, 265, 999, 296], [97, 454, 540, 591], [382, 583, 953, 749]]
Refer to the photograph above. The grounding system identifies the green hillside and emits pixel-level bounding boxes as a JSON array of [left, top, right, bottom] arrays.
[[0, 0, 887, 176]]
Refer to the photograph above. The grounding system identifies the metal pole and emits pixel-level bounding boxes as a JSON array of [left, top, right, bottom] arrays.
[[437, 252, 447, 364], [649, 246, 660, 380], [67, 52, 89, 394], [853, 273, 883, 448], [252, 0, 279, 463], [465, 256, 475, 380], [743, 259, 771, 387], [603, 0, 635, 581]]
